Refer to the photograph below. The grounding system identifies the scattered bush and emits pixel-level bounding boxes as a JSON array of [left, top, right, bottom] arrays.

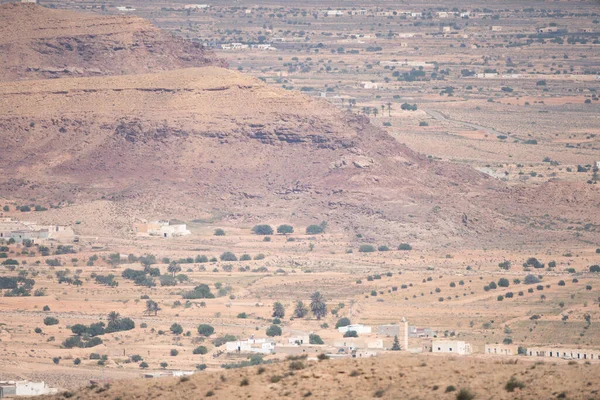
[[505, 377, 525, 392], [266, 325, 282, 337], [456, 388, 475, 400], [277, 225, 294, 234], [358, 245, 376, 253], [335, 317, 351, 329], [306, 224, 324, 235], [309, 333, 324, 344], [44, 317, 59, 326], [220, 252, 237, 262], [197, 324, 215, 337], [252, 225, 274, 235], [398, 243, 412, 251]]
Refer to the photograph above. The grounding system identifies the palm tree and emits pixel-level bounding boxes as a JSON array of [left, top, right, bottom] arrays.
[[272, 302, 285, 318], [310, 291, 327, 320], [294, 301, 308, 318], [168, 261, 181, 277], [145, 300, 160, 316], [107, 311, 121, 325]]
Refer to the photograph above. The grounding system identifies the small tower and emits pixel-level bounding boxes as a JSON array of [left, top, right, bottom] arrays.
[[401, 317, 408, 351]]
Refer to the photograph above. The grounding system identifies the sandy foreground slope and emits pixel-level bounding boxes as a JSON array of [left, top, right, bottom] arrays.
[[38, 353, 600, 399]]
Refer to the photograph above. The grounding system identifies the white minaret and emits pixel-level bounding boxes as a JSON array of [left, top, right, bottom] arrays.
[[401, 317, 408, 351]]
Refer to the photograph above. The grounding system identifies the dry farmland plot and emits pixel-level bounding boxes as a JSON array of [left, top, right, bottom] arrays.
[[1, 225, 600, 390]]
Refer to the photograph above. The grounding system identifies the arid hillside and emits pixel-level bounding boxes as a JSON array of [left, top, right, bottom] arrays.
[[0, 4, 597, 248], [38, 354, 600, 400], [0, 3, 226, 81]]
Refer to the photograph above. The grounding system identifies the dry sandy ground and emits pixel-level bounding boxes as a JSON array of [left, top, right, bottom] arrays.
[[39, 353, 600, 399]]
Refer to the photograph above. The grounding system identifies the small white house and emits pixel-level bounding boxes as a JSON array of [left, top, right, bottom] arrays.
[[338, 324, 372, 334], [0, 381, 58, 396], [432, 340, 472, 355], [288, 335, 310, 345], [226, 338, 275, 354]]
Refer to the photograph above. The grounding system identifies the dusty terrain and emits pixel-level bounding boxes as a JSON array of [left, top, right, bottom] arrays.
[[38, 354, 600, 399], [0, 5, 598, 249], [0, 2, 598, 399]]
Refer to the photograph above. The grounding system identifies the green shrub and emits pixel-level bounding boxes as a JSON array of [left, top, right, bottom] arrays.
[[220, 252, 237, 261], [335, 317, 351, 329], [277, 225, 294, 234], [306, 225, 324, 234], [398, 243, 412, 251], [44, 317, 59, 326], [378, 245, 390, 251], [214, 229, 225, 236], [193, 346, 208, 355], [266, 325, 282, 337], [456, 389, 475, 400], [252, 225, 273, 235], [197, 324, 215, 337], [358, 245, 376, 253], [309, 333, 324, 344], [505, 377, 524, 392]]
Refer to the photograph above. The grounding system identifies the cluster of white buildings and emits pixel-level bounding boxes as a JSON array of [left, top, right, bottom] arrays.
[[222, 318, 599, 363], [134, 220, 190, 238], [0, 218, 74, 244], [220, 43, 276, 51]]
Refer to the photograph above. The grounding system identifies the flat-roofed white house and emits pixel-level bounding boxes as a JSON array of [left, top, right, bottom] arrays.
[[485, 344, 519, 356], [225, 338, 275, 354], [432, 340, 472, 355]]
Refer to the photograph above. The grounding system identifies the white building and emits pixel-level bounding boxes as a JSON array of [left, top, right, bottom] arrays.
[[485, 344, 519, 356], [116, 6, 135, 11], [527, 347, 600, 361], [337, 324, 372, 334], [432, 340, 472, 355], [0, 381, 57, 397], [225, 338, 275, 354], [184, 4, 210, 9], [134, 220, 191, 238], [361, 82, 379, 90], [288, 335, 310, 345]]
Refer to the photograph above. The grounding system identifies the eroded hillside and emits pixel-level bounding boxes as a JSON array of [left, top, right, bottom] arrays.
[[0, 4, 597, 248], [0, 3, 226, 81]]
